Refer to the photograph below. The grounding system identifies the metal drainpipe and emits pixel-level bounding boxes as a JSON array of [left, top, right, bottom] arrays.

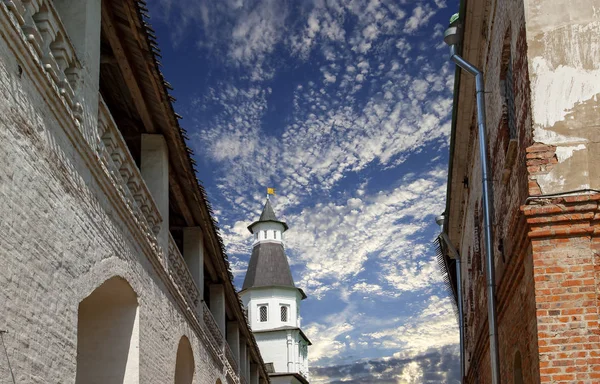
[[436, 217, 465, 383], [445, 21, 501, 384]]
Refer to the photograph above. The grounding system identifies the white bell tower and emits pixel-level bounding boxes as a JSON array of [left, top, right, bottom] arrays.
[[240, 198, 311, 384]]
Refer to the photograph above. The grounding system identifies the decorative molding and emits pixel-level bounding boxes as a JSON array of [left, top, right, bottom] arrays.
[[3, 0, 82, 122], [167, 232, 200, 308], [98, 96, 163, 254]]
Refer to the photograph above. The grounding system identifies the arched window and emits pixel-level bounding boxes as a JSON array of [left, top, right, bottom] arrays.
[[500, 27, 517, 142], [259, 305, 268, 322], [280, 305, 288, 322], [76, 276, 139, 384], [175, 336, 195, 384], [514, 350, 524, 384]]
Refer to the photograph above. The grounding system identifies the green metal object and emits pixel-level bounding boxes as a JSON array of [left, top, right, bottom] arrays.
[[449, 12, 460, 25]]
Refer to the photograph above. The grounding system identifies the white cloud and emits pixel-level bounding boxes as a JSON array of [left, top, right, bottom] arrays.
[[154, 0, 459, 376], [404, 5, 436, 34]]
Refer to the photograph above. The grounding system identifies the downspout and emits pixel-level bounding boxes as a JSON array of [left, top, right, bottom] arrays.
[[444, 15, 501, 384], [436, 216, 465, 383]]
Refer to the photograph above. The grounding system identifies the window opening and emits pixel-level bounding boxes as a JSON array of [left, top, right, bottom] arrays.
[[280, 306, 288, 322], [259, 305, 268, 322], [504, 55, 517, 140]]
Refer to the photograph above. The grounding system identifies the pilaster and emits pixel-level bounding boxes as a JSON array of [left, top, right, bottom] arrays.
[[141, 134, 169, 254], [226, 321, 240, 366], [209, 284, 226, 340], [183, 227, 204, 304], [523, 193, 600, 383]]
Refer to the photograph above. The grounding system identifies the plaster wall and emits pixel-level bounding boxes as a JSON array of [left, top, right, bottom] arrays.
[[0, 6, 228, 383], [524, 0, 600, 193], [241, 287, 301, 331], [254, 331, 305, 374]]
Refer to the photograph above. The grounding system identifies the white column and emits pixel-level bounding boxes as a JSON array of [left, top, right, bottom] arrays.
[[239, 342, 247, 381], [183, 227, 204, 304], [141, 134, 169, 254], [286, 332, 293, 372], [250, 363, 259, 384], [53, 0, 101, 144], [209, 284, 226, 339], [226, 321, 240, 367]]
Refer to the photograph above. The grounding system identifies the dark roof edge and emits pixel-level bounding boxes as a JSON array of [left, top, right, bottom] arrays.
[[253, 326, 313, 345], [130, 2, 268, 379], [443, 0, 468, 306], [247, 219, 289, 233]]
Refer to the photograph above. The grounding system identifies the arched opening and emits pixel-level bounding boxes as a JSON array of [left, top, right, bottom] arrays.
[[76, 276, 139, 384], [500, 26, 516, 144], [514, 350, 524, 384], [174, 336, 195, 384]]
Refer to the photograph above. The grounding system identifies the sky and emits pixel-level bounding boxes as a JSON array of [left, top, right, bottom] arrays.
[[147, 0, 459, 382]]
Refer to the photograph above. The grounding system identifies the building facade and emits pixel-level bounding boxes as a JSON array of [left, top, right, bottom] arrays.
[[240, 199, 311, 384], [0, 1, 269, 383], [442, 0, 600, 383]]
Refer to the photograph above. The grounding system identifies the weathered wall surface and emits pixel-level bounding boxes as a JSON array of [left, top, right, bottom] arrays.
[[453, 1, 600, 383], [524, 0, 600, 194], [453, 0, 539, 382], [0, 11, 224, 384]]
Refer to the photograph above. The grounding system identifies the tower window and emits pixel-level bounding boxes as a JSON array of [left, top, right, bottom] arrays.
[[259, 305, 268, 322], [263, 230, 267, 239], [280, 305, 288, 322]]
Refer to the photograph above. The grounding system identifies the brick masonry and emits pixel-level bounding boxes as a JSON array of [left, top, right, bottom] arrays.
[[450, 0, 600, 383], [0, 4, 243, 384]]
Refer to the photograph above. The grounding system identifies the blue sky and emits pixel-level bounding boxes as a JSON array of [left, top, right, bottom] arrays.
[[148, 0, 459, 382]]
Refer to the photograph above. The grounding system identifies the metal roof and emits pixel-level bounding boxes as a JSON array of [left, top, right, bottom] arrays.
[[242, 243, 296, 290], [248, 199, 289, 232]]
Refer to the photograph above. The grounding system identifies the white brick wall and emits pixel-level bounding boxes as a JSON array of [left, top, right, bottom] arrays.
[[0, 4, 238, 384]]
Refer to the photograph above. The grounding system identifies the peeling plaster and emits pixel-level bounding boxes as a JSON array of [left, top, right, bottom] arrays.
[[554, 144, 586, 162], [526, 8, 600, 194], [531, 57, 600, 136]]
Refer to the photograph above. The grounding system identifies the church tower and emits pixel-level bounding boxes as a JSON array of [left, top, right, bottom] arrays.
[[240, 198, 311, 384]]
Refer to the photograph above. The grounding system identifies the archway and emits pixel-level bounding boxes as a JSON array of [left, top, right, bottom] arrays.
[[514, 350, 524, 384], [174, 336, 195, 384], [76, 276, 139, 384]]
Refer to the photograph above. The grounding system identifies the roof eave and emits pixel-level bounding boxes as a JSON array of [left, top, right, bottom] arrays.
[[443, 0, 468, 305], [239, 285, 307, 300], [247, 219, 289, 233]]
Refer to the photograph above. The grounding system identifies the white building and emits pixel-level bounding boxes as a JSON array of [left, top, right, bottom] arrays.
[[240, 199, 311, 384], [0, 1, 269, 383]]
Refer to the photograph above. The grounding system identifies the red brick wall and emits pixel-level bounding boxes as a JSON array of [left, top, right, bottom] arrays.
[[524, 195, 600, 383]]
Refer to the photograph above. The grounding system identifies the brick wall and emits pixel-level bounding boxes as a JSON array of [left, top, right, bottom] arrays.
[[455, 0, 539, 382], [0, 8, 226, 384], [524, 196, 600, 383]]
